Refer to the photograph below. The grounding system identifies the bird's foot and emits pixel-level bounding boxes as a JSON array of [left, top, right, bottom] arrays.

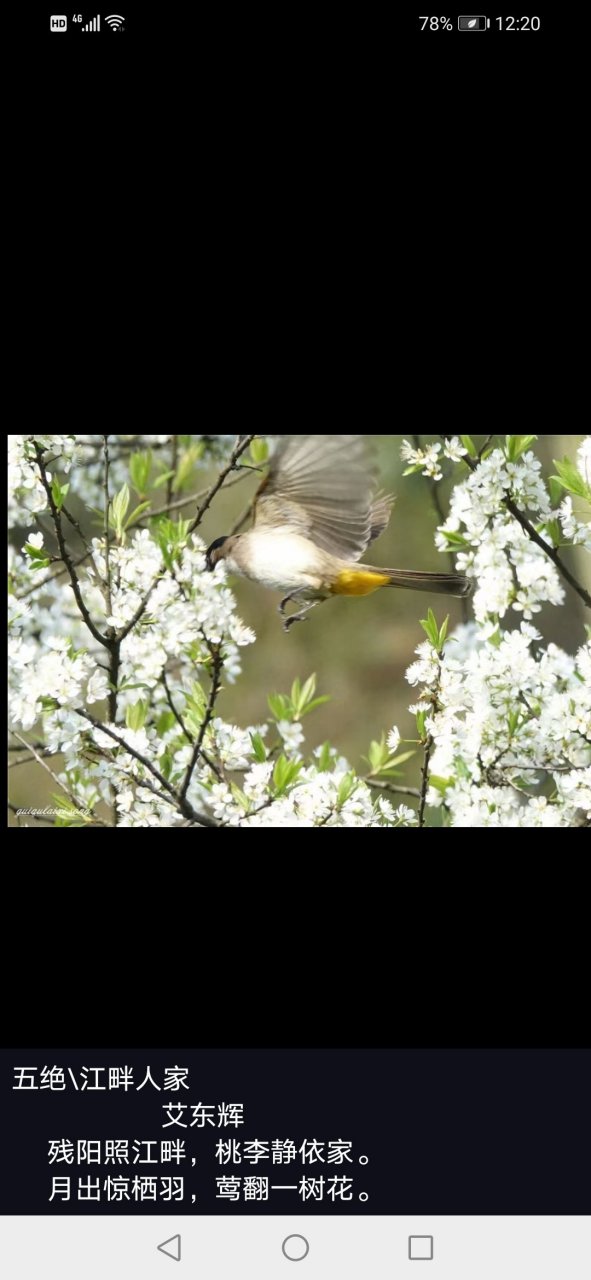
[[283, 611, 309, 633], [278, 591, 300, 616]]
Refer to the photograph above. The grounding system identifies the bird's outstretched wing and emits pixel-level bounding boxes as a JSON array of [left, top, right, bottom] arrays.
[[253, 435, 393, 561]]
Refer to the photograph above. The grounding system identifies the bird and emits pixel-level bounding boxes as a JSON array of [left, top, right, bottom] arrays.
[[205, 435, 472, 631]]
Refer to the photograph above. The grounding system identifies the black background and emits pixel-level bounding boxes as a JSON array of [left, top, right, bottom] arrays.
[[2, 1047, 589, 1214]]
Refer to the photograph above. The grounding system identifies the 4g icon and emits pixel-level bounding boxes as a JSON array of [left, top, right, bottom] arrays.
[[50, 15, 68, 31]]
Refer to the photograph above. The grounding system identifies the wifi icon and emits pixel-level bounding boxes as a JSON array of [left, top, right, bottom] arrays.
[[105, 14, 125, 30]]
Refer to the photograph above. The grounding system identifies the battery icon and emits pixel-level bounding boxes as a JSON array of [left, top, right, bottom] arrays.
[[458, 15, 488, 30]]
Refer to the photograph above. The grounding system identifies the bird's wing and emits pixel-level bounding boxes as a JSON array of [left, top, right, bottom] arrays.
[[253, 435, 392, 561]]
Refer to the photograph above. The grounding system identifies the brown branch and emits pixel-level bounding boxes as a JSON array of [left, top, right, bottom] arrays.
[[418, 737, 432, 829], [504, 496, 591, 610], [75, 709, 218, 827], [162, 671, 194, 743], [16, 551, 92, 600], [179, 643, 223, 802], [116, 576, 161, 643], [167, 435, 179, 506], [133, 470, 252, 529], [33, 445, 110, 648], [442, 437, 591, 611], [60, 504, 92, 555], [365, 779, 421, 799], [188, 435, 256, 534]]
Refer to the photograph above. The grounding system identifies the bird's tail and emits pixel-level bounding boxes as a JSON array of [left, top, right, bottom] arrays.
[[379, 568, 472, 598]]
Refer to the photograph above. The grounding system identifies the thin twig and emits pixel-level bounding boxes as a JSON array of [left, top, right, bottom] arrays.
[[16, 551, 92, 600], [9, 749, 57, 768], [116, 576, 161, 642], [133, 470, 252, 528], [10, 732, 111, 828], [180, 643, 223, 802], [162, 671, 194, 743], [418, 737, 432, 829], [188, 435, 256, 534], [60, 504, 92, 555], [365, 779, 421, 799], [75, 709, 218, 827], [167, 435, 179, 507], [442, 437, 591, 611], [103, 435, 114, 624], [33, 445, 109, 648]]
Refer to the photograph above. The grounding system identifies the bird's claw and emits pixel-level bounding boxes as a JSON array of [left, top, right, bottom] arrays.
[[283, 613, 308, 633]]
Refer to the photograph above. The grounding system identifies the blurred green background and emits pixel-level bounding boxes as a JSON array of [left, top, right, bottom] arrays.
[[9, 435, 589, 823]]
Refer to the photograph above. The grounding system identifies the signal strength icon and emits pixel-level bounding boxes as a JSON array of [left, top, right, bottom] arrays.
[[81, 14, 100, 30], [105, 14, 125, 30]]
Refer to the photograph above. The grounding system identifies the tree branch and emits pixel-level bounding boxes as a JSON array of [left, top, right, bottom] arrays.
[[418, 737, 433, 829], [75, 709, 218, 827], [33, 445, 110, 648], [179, 642, 223, 802], [442, 437, 591, 611], [365, 779, 421, 799], [188, 435, 256, 534]]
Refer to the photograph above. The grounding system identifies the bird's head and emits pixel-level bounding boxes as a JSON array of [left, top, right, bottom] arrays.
[[205, 536, 230, 572]]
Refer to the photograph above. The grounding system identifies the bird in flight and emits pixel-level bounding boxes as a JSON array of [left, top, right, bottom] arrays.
[[205, 435, 472, 630]]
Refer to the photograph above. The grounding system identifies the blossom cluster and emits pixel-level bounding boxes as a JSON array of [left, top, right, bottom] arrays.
[[8, 434, 590, 828]]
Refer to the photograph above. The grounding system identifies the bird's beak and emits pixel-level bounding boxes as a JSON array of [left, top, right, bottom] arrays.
[[204, 554, 213, 572]]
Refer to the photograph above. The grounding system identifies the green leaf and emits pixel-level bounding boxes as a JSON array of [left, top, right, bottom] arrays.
[[460, 435, 476, 458], [110, 483, 130, 540], [124, 501, 152, 530], [548, 476, 564, 508], [159, 751, 173, 780], [384, 749, 417, 770], [440, 529, 470, 548], [367, 733, 389, 774], [429, 775, 453, 795], [299, 696, 331, 717], [550, 457, 591, 503], [273, 755, 303, 796], [542, 518, 562, 548], [129, 449, 153, 496], [125, 699, 148, 731], [51, 794, 90, 827], [51, 478, 69, 511], [505, 434, 538, 462], [402, 464, 424, 476], [268, 693, 292, 721], [250, 732, 267, 763], [173, 443, 206, 493], [508, 709, 521, 736], [249, 438, 269, 465], [156, 710, 177, 736], [420, 608, 439, 649], [337, 773, 356, 808], [24, 544, 51, 568], [230, 782, 251, 813], [152, 469, 177, 489], [438, 615, 450, 651], [318, 741, 332, 772]]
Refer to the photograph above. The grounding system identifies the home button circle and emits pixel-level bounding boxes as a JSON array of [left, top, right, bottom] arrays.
[[282, 1234, 310, 1262]]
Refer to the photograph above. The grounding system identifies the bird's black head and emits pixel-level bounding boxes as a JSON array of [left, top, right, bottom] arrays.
[[205, 536, 229, 571]]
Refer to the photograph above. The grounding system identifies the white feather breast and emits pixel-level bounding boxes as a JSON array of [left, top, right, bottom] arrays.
[[227, 532, 327, 591]]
